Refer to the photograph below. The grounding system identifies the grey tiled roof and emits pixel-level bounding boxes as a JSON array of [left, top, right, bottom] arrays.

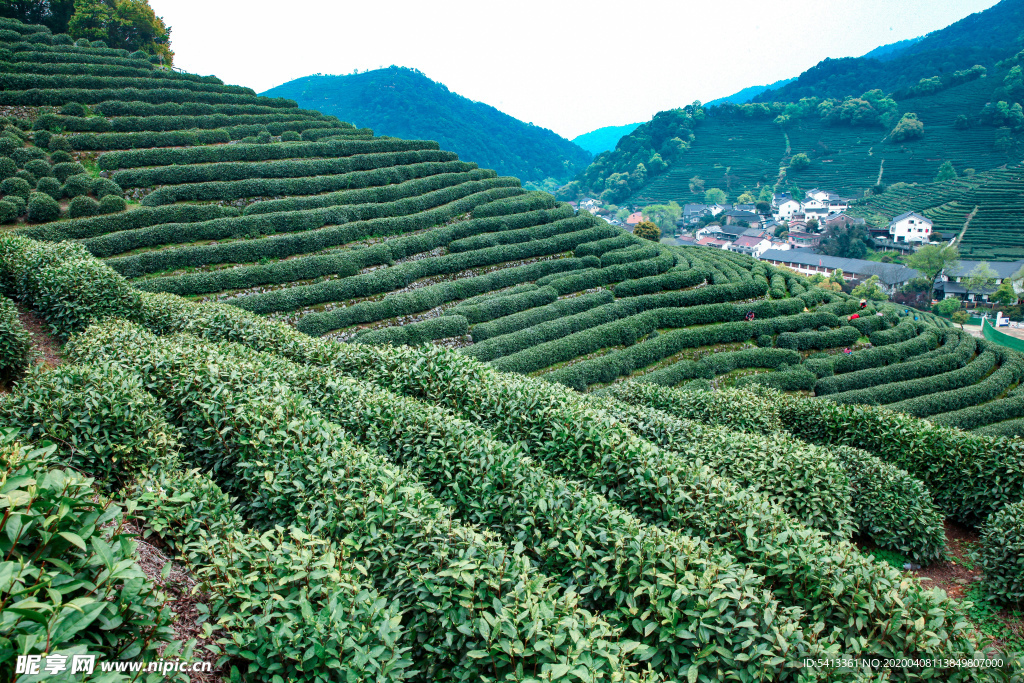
[[759, 249, 921, 285]]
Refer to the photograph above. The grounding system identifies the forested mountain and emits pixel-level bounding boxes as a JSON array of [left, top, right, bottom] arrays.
[[567, 0, 1024, 208], [571, 122, 642, 155], [262, 67, 591, 185], [753, 0, 1024, 102]]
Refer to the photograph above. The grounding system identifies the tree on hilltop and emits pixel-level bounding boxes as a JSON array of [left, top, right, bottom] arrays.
[[935, 161, 957, 182], [789, 153, 810, 171], [890, 113, 924, 142], [704, 188, 726, 204]]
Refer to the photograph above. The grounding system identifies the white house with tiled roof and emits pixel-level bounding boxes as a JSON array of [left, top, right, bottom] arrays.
[[889, 212, 932, 243]]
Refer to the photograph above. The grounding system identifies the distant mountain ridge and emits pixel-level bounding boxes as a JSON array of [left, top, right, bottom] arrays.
[[754, 0, 1024, 102], [572, 123, 643, 155], [704, 78, 798, 107], [262, 67, 591, 184]]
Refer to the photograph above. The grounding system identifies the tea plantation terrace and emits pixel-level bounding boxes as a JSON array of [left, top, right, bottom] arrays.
[[1, 14, 1024, 681]]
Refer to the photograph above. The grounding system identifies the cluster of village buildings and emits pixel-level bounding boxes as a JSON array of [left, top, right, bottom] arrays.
[[568, 190, 1016, 303]]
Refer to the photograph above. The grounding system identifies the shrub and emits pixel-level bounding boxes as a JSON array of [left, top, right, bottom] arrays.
[[59, 101, 87, 117], [32, 128, 50, 148], [0, 137, 15, 156], [0, 432, 178, 682], [0, 294, 30, 381], [976, 500, 1024, 605], [0, 199, 16, 223], [49, 149, 73, 164], [0, 156, 15, 179], [0, 175, 31, 198], [98, 193, 126, 214], [833, 446, 947, 563], [6, 194, 24, 216], [47, 133, 72, 151], [0, 236, 142, 339], [280, 130, 301, 141], [13, 168, 35, 186], [134, 467, 415, 682], [0, 363, 178, 486], [26, 191, 61, 222], [355, 315, 468, 346], [62, 172, 93, 198], [52, 160, 86, 182], [35, 175, 61, 199], [91, 176, 122, 198], [67, 194, 100, 218]]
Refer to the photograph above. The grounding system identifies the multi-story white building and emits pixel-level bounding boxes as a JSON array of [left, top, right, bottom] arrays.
[[888, 211, 933, 243]]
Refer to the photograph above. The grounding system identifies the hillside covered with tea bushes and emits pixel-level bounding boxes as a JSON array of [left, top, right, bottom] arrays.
[[3, 14, 1024, 682]]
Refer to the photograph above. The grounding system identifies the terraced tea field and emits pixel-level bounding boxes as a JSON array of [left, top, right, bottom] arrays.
[[4, 16, 1024, 681], [850, 165, 1024, 259]]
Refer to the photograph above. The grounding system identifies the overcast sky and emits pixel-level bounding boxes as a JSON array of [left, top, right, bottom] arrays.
[[149, 0, 1000, 140]]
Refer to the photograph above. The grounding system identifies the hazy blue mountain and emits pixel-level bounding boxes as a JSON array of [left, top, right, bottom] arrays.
[[571, 123, 643, 155], [262, 67, 591, 183], [704, 78, 798, 107], [858, 36, 923, 62]]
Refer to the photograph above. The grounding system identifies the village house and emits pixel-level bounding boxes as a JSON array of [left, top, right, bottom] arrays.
[[823, 212, 865, 231], [758, 250, 921, 295], [697, 236, 729, 248], [938, 259, 1024, 303], [772, 193, 802, 221], [626, 211, 644, 227], [888, 211, 933, 243], [787, 229, 821, 249], [723, 209, 759, 226], [728, 234, 772, 257]]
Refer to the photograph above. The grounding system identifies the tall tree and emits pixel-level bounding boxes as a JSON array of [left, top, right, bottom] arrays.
[[703, 188, 726, 204], [935, 161, 957, 182], [963, 262, 998, 304], [68, 0, 172, 63], [643, 201, 681, 232], [905, 244, 959, 296], [0, 0, 74, 32]]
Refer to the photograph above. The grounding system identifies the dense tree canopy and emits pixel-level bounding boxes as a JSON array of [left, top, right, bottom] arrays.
[[263, 68, 590, 186], [0, 0, 171, 61]]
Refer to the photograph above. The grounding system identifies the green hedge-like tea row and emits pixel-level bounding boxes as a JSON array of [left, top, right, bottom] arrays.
[[0, 293, 31, 381], [107, 181, 521, 276], [0, 87, 286, 107], [355, 315, 468, 346], [824, 348, 998, 407], [976, 500, 1024, 605], [0, 235, 140, 339], [774, 325, 861, 351], [780, 394, 1024, 524], [450, 285, 559, 324], [137, 205, 573, 298], [536, 310, 834, 389], [99, 137, 437, 170], [16, 203, 230, 241], [69, 127, 234, 150], [869, 317, 920, 346], [230, 223, 613, 315], [470, 292, 805, 364], [93, 100, 309, 118], [111, 149, 459, 187], [140, 160, 485, 206], [598, 389, 946, 561], [638, 347, 803, 386], [469, 289, 615, 342], [0, 72, 253, 96], [134, 467, 415, 681], [815, 330, 976, 395], [67, 321, 641, 680], [889, 347, 1024, 418], [735, 367, 818, 391], [804, 327, 940, 377], [297, 256, 597, 337]]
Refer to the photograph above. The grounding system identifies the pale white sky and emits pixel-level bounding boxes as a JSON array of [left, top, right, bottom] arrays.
[[150, 0, 1001, 140]]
